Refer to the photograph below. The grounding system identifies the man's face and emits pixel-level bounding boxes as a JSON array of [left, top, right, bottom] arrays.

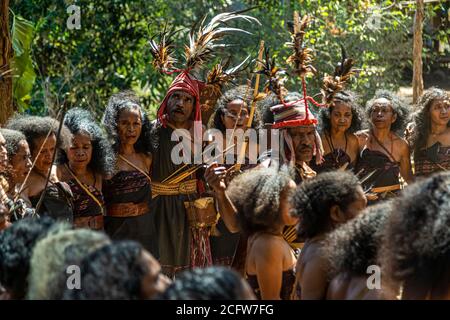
[[166, 90, 195, 124], [0, 133, 7, 172], [370, 98, 397, 130], [287, 126, 316, 162]]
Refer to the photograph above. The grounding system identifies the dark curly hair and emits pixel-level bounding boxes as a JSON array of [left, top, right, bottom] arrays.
[[102, 90, 153, 154], [319, 91, 364, 134], [379, 172, 450, 299], [0, 216, 57, 299], [159, 267, 251, 300], [210, 85, 261, 132], [5, 115, 72, 156], [292, 171, 362, 239], [259, 92, 281, 126], [226, 166, 295, 235], [365, 90, 410, 135], [411, 87, 450, 157], [58, 108, 115, 177], [62, 241, 149, 300], [325, 200, 392, 279]]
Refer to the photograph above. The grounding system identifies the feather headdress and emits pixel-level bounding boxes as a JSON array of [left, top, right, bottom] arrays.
[[321, 45, 359, 106]]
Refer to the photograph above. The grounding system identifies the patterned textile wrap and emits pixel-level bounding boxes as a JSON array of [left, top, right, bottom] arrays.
[[184, 197, 218, 268], [415, 142, 450, 177]]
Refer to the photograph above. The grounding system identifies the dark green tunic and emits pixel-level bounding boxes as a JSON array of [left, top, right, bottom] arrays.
[[150, 127, 198, 277]]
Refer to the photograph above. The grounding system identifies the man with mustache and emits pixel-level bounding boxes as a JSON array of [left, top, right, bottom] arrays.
[[150, 71, 208, 278]]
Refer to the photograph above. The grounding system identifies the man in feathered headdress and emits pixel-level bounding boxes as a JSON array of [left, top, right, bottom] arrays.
[[149, 11, 259, 278]]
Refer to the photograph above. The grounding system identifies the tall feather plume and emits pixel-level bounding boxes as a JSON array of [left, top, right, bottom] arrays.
[[184, 9, 261, 72], [257, 48, 287, 102], [286, 12, 316, 78], [321, 45, 359, 106], [149, 24, 179, 73], [200, 56, 251, 111], [205, 55, 250, 96]]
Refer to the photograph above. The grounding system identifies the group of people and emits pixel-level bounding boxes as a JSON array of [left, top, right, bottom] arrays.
[[0, 9, 449, 300]]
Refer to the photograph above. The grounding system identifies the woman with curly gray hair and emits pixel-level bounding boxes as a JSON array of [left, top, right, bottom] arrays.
[[226, 166, 298, 300], [355, 90, 413, 203], [57, 108, 115, 230], [101, 91, 156, 255], [411, 87, 450, 177], [314, 91, 363, 173]]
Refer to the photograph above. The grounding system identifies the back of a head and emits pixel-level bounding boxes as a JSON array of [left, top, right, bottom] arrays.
[[325, 201, 392, 279], [380, 172, 450, 299], [0, 217, 59, 299], [160, 267, 253, 300], [226, 166, 294, 235], [293, 171, 362, 239], [28, 228, 110, 300], [63, 241, 147, 300]]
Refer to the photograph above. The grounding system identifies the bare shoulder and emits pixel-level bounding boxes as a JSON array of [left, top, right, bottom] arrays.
[[347, 133, 360, 146], [392, 134, 410, 152], [252, 235, 286, 259], [326, 274, 349, 300]]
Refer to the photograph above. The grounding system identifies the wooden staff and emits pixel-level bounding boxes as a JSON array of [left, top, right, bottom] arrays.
[[235, 40, 264, 171]]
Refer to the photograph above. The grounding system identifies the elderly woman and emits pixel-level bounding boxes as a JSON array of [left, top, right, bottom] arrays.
[[102, 91, 156, 255], [57, 108, 115, 230], [0, 129, 32, 198], [6, 115, 74, 222], [356, 90, 413, 202], [411, 87, 450, 177]]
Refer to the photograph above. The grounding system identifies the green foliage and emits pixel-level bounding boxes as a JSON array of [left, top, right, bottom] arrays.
[[10, 11, 36, 112], [9, 0, 447, 118]]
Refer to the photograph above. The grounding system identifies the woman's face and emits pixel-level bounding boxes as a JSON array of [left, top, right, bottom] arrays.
[[330, 102, 352, 133], [10, 140, 32, 184], [117, 108, 142, 146], [429, 98, 450, 127], [32, 134, 56, 174], [140, 250, 171, 299], [370, 98, 397, 130], [221, 99, 249, 130], [279, 179, 299, 227], [67, 132, 92, 171]]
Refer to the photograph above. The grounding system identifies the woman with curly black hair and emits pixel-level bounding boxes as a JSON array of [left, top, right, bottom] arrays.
[[6, 115, 74, 222], [101, 91, 156, 254], [0, 131, 10, 208], [226, 166, 298, 300], [159, 266, 255, 300], [292, 171, 367, 300], [411, 88, 450, 177], [313, 91, 363, 173], [57, 108, 115, 230], [356, 90, 413, 202], [62, 240, 170, 300], [379, 172, 450, 300], [324, 200, 391, 300]]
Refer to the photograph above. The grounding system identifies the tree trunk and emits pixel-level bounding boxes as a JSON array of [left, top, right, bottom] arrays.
[[412, 0, 424, 104], [0, 0, 13, 125]]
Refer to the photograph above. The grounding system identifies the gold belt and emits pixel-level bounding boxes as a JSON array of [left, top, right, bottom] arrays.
[[151, 179, 197, 198], [371, 184, 401, 194]]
